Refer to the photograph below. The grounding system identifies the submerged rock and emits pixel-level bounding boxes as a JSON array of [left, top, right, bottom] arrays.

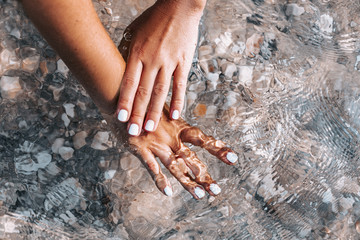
[[0, 76, 22, 99]]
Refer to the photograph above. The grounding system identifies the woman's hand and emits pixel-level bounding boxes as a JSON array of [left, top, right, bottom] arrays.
[[116, 0, 206, 136], [105, 107, 238, 199]]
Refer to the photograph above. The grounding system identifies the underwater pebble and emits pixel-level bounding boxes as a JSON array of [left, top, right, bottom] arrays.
[[0, 76, 22, 99], [18, 120, 28, 129], [206, 72, 219, 90], [51, 138, 64, 154], [222, 62, 237, 78], [48, 85, 64, 101], [198, 45, 213, 59], [318, 14, 333, 34], [104, 7, 112, 15], [63, 103, 75, 118], [238, 66, 254, 86], [10, 28, 21, 39], [285, 4, 305, 17], [194, 103, 207, 117], [231, 41, 245, 55], [91, 131, 110, 150], [61, 113, 70, 127], [186, 91, 197, 107], [105, 170, 116, 180], [36, 152, 52, 166], [206, 105, 217, 119], [22, 55, 40, 72], [73, 131, 87, 149], [120, 153, 140, 170], [57, 59, 69, 76], [245, 33, 264, 58], [58, 146, 74, 160], [0, 49, 20, 75], [39, 61, 48, 76]]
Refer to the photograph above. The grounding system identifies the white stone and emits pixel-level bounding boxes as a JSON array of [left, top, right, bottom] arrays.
[[22, 55, 40, 72], [61, 113, 70, 127], [130, 7, 138, 16], [245, 33, 263, 58], [322, 189, 333, 203], [104, 170, 116, 180], [10, 28, 21, 39], [0, 49, 20, 75], [198, 45, 213, 59], [231, 41, 245, 55], [219, 32, 233, 48], [207, 72, 219, 82], [63, 103, 75, 118], [59, 147, 74, 160], [224, 92, 239, 108], [91, 131, 110, 150], [285, 4, 305, 17], [222, 62, 237, 78], [206, 105, 217, 119], [186, 92, 198, 107], [318, 14, 333, 34], [104, 7, 112, 15], [35, 151, 52, 167], [18, 120, 28, 129], [238, 66, 254, 86], [48, 85, 64, 101], [0, 76, 22, 99], [51, 138, 64, 154], [57, 59, 69, 76], [73, 131, 87, 149]]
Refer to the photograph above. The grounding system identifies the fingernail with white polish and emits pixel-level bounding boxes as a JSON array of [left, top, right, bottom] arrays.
[[145, 120, 155, 132], [226, 152, 238, 163], [210, 183, 221, 195], [117, 109, 128, 122], [164, 186, 173, 197], [128, 123, 139, 136], [194, 187, 205, 199], [172, 110, 180, 120]]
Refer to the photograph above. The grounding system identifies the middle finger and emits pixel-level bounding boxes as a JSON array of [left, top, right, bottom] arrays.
[[127, 65, 158, 136]]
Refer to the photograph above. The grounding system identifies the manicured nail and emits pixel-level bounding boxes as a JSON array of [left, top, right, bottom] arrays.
[[172, 110, 180, 120], [145, 120, 155, 132], [128, 123, 139, 136], [164, 186, 173, 196], [117, 109, 128, 122], [226, 152, 238, 163], [194, 187, 205, 199], [209, 183, 221, 195]]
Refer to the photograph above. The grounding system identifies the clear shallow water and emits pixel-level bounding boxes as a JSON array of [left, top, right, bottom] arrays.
[[1, 0, 360, 239]]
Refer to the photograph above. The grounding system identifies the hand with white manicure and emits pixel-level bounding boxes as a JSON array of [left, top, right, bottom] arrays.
[[116, 0, 206, 136], [105, 106, 238, 199]]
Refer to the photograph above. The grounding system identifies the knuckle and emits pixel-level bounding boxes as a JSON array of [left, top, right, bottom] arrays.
[[132, 44, 146, 58], [123, 76, 137, 88], [118, 98, 131, 107], [153, 83, 168, 96], [171, 99, 183, 108], [136, 86, 151, 99], [131, 111, 145, 120], [174, 80, 187, 91]]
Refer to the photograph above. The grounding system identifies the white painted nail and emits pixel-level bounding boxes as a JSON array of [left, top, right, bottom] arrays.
[[210, 183, 221, 195], [117, 109, 128, 122], [128, 123, 139, 136], [145, 120, 155, 132], [226, 152, 238, 163], [194, 187, 205, 199], [164, 186, 173, 197], [172, 110, 180, 120]]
